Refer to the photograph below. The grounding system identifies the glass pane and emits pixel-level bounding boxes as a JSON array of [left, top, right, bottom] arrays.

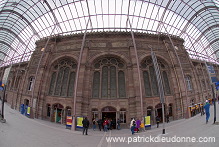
[[49, 72, 56, 95], [118, 71, 126, 97], [149, 66, 159, 96], [54, 67, 64, 95], [143, 71, 152, 96], [110, 66, 116, 98], [92, 71, 100, 98], [163, 71, 171, 95], [101, 66, 108, 98], [120, 112, 126, 123], [60, 67, 70, 96], [68, 72, 75, 97], [120, 113, 124, 123]]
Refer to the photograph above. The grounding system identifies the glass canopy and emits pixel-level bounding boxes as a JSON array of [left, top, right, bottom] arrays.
[[0, 0, 219, 66]]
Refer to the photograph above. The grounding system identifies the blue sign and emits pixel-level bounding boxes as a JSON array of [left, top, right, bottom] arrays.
[[211, 77, 218, 83], [215, 81, 219, 90]]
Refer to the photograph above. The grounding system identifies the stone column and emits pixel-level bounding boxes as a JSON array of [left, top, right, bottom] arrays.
[[75, 47, 89, 116], [129, 46, 143, 119]]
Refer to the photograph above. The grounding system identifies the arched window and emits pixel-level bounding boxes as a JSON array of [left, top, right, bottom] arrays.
[[24, 99, 29, 106], [92, 57, 126, 99], [185, 75, 193, 91], [49, 58, 77, 97], [9, 74, 20, 90], [28, 77, 35, 91], [46, 104, 51, 117], [92, 108, 98, 119], [141, 57, 171, 97], [147, 106, 153, 116], [119, 108, 126, 123], [14, 76, 21, 90]]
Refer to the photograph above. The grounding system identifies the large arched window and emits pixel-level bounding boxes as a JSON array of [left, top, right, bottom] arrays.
[[92, 57, 126, 99], [141, 57, 171, 97], [10, 75, 21, 91], [49, 58, 77, 97]]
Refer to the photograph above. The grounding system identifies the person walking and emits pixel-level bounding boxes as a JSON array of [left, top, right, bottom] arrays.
[[166, 114, 169, 123], [92, 118, 96, 131], [204, 100, 210, 124], [117, 118, 121, 130], [97, 119, 103, 131], [103, 119, 108, 132], [82, 117, 90, 135], [130, 118, 136, 135], [156, 116, 160, 128]]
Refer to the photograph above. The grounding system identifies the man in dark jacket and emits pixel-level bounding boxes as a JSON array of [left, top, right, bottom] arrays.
[[97, 119, 103, 131], [82, 117, 90, 135], [156, 116, 160, 128]]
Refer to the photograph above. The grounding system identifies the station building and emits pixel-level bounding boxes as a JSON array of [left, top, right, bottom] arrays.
[[0, 32, 218, 128]]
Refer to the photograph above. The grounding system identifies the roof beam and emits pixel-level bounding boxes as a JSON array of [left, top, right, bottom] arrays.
[[156, 0, 172, 32], [194, 24, 219, 42], [0, 27, 26, 46], [0, 50, 9, 57], [208, 39, 219, 55], [43, 1, 61, 31], [0, 9, 40, 38], [179, 6, 219, 36], [0, 41, 18, 53]]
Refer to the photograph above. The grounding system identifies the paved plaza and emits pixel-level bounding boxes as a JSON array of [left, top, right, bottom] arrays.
[[1, 103, 219, 147]]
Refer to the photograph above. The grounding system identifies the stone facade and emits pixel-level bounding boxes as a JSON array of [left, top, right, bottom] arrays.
[[0, 32, 218, 128]]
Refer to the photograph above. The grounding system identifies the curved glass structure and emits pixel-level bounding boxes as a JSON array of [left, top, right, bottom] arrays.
[[0, 0, 219, 66]]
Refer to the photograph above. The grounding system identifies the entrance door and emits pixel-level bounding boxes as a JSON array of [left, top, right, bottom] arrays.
[[155, 103, 166, 123], [101, 106, 117, 129], [56, 108, 62, 123], [102, 112, 116, 129], [157, 108, 163, 122], [52, 103, 64, 123]]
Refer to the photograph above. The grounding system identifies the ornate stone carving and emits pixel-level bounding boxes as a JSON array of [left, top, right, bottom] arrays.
[[112, 42, 128, 47], [90, 42, 106, 48]]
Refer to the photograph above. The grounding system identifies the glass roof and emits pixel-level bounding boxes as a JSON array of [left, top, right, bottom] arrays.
[[0, 0, 219, 66]]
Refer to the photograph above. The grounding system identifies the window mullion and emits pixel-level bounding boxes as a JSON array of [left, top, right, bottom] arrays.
[[66, 69, 71, 97], [108, 66, 110, 99], [53, 70, 59, 95], [116, 67, 119, 98], [148, 68, 153, 96], [60, 67, 65, 96]]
